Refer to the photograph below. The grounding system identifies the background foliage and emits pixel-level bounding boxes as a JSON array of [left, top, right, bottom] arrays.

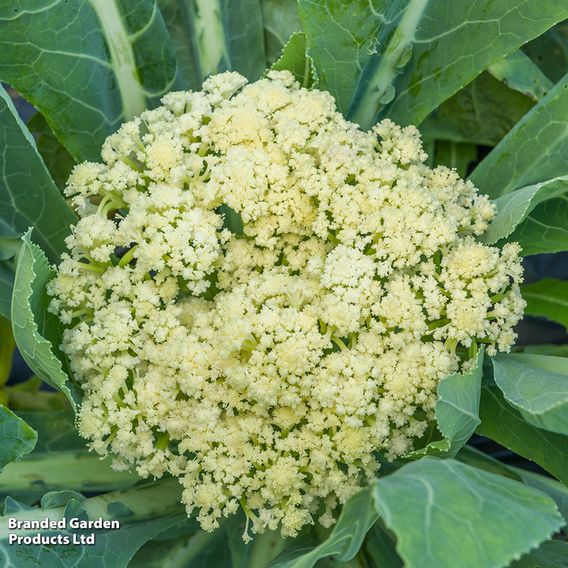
[[0, 1, 567, 567]]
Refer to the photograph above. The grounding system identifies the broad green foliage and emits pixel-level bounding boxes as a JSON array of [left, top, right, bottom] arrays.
[[0, 237, 20, 319], [458, 446, 568, 537], [482, 177, 568, 246], [268, 487, 377, 567], [11, 234, 78, 408], [261, 0, 302, 64], [522, 279, 568, 329], [421, 73, 534, 148], [271, 33, 314, 88], [506, 197, 568, 256], [6, 376, 69, 412], [298, 0, 383, 114], [0, 406, 36, 471], [364, 522, 403, 568], [487, 50, 553, 102], [0, 86, 76, 263], [373, 458, 564, 568], [0, 0, 176, 162], [0, 2, 568, 567], [471, 74, 568, 197], [511, 541, 568, 568], [523, 24, 568, 83], [0, 478, 188, 568], [478, 385, 568, 486], [493, 353, 568, 436], [158, 0, 266, 90], [512, 467, 568, 525], [410, 349, 483, 457], [157, 0, 201, 90], [348, 0, 568, 129], [456, 445, 521, 481], [522, 344, 568, 357], [27, 113, 76, 191]]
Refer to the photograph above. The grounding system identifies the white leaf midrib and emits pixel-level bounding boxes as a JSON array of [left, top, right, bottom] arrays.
[[89, 0, 146, 120]]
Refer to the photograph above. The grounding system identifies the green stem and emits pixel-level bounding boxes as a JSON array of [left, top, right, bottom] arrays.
[[0, 452, 139, 496], [331, 336, 349, 352], [118, 244, 138, 267], [77, 261, 106, 274]]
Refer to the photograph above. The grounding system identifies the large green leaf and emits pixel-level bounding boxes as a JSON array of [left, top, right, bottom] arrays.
[[493, 353, 568, 436], [488, 50, 553, 101], [373, 458, 564, 568], [157, 0, 201, 90], [457, 446, 568, 533], [506, 197, 568, 256], [0, 0, 176, 162], [158, 0, 266, 90], [511, 467, 568, 525], [478, 384, 568, 485], [458, 445, 568, 528], [364, 521, 403, 568], [0, 406, 36, 471], [523, 23, 568, 83], [410, 350, 483, 457], [268, 487, 377, 568], [421, 72, 534, 148], [298, 0, 384, 115], [348, 0, 568, 129], [470, 74, 568, 198], [11, 234, 78, 408], [482, 177, 568, 246], [261, 0, 302, 65], [521, 344, 568, 357], [0, 86, 75, 263], [511, 540, 568, 568], [522, 279, 568, 330], [0, 237, 20, 319], [271, 32, 315, 88], [455, 445, 521, 482], [0, 478, 187, 568]]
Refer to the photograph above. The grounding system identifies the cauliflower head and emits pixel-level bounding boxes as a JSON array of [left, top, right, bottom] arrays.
[[48, 71, 525, 539]]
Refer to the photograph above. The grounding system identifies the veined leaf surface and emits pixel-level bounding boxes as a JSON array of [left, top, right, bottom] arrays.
[[0, 86, 76, 263], [373, 458, 564, 568], [0, 0, 177, 162], [493, 353, 568, 436]]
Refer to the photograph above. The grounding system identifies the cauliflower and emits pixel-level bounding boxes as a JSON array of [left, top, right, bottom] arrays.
[[48, 71, 524, 539]]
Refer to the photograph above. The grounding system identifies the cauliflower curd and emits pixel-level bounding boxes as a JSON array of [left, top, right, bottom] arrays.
[[48, 71, 525, 538]]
